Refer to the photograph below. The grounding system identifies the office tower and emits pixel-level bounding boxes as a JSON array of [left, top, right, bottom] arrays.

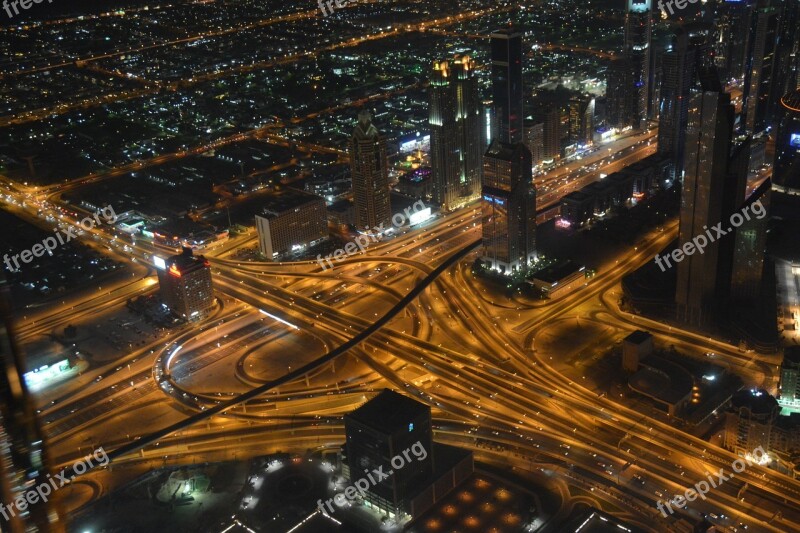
[[624, 0, 652, 128], [774, 88, 800, 193], [349, 110, 391, 231], [777, 0, 800, 94], [607, 57, 631, 128], [0, 275, 65, 533], [714, 0, 755, 82], [482, 142, 537, 272], [569, 95, 595, 146], [343, 389, 434, 517], [742, 0, 782, 134], [542, 107, 563, 161], [676, 71, 735, 325], [524, 119, 545, 166], [780, 348, 800, 402], [254, 189, 328, 260], [649, 46, 663, 121], [156, 247, 214, 320], [490, 29, 524, 144], [730, 178, 770, 302], [658, 28, 696, 182], [429, 56, 483, 211]]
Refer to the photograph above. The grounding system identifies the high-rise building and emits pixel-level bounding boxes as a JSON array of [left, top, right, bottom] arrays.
[[773, 88, 800, 194], [542, 107, 563, 161], [0, 275, 65, 532], [676, 71, 735, 325], [156, 247, 215, 320], [490, 29, 524, 144], [254, 189, 328, 260], [742, 0, 782, 134], [775, 0, 800, 96], [350, 110, 391, 231], [569, 95, 595, 146], [429, 56, 483, 211], [606, 57, 632, 128], [624, 0, 652, 128], [658, 28, 697, 182], [482, 28, 537, 273], [780, 348, 800, 402], [343, 389, 434, 517], [482, 142, 537, 272], [714, 0, 756, 82], [524, 119, 545, 167]]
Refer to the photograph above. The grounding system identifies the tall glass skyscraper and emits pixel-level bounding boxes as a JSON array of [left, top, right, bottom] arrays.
[[429, 56, 483, 211], [625, 0, 652, 128], [349, 110, 392, 231], [742, 0, 782, 134], [713, 0, 755, 83], [658, 28, 696, 183], [490, 29, 524, 145], [676, 71, 736, 325]]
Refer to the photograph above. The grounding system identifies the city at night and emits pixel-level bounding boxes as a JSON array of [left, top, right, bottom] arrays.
[[0, 0, 798, 531]]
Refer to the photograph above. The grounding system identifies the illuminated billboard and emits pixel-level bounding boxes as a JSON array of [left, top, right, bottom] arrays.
[[153, 256, 167, 270], [409, 207, 432, 226], [790, 133, 800, 148]]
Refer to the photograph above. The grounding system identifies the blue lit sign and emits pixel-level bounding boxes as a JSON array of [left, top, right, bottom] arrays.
[[483, 195, 505, 206], [790, 133, 800, 148], [408, 423, 414, 432]]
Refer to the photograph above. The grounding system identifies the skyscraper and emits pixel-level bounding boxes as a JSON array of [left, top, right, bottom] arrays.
[[0, 275, 65, 533], [482, 29, 537, 273], [569, 95, 595, 146], [156, 247, 215, 320], [349, 110, 391, 231], [657, 28, 696, 182], [624, 0, 652, 128], [774, 87, 800, 193], [490, 29, 524, 144], [482, 143, 537, 272], [742, 0, 782, 134], [713, 0, 755, 82], [676, 71, 735, 325], [429, 56, 483, 211]]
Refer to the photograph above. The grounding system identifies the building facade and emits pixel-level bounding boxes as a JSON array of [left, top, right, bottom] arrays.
[[156, 247, 215, 320], [676, 73, 735, 325], [429, 56, 483, 211], [255, 190, 328, 260], [482, 142, 537, 272], [658, 28, 697, 182], [490, 29, 524, 144], [350, 111, 392, 231], [624, 0, 652, 128]]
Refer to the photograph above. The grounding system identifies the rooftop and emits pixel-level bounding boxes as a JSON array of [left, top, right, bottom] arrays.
[[346, 389, 430, 434]]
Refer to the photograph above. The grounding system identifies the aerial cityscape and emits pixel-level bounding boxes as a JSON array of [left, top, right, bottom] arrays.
[[0, 0, 798, 531]]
